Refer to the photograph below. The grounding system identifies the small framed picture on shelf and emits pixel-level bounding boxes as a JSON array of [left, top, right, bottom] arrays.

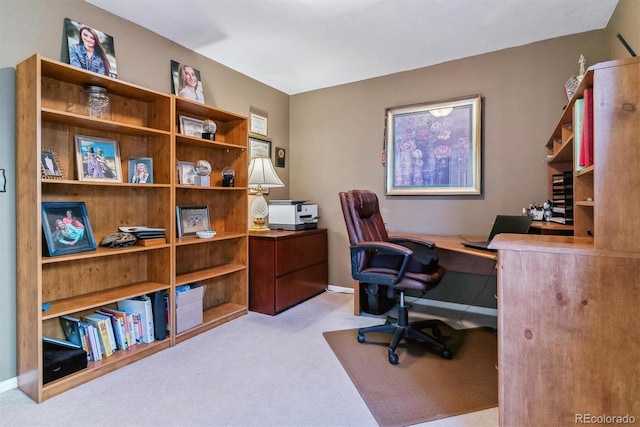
[[41, 201, 97, 256], [250, 112, 268, 136], [249, 136, 272, 159], [74, 135, 122, 182], [177, 160, 197, 185], [179, 115, 204, 138], [171, 60, 205, 103], [176, 205, 210, 237], [41, 148, 65, 179], [128, 157, 153, 183]]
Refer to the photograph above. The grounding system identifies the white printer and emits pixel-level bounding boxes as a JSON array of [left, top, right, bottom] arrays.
[[268, 200, 318, 230]]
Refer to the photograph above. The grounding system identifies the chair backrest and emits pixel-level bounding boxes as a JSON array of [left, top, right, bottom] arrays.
[[339, 190, 390, 245]]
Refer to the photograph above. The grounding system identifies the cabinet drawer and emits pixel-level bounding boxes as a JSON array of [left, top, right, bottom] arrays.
[[275, 232, 327, 276], [275, 262, 328, 313]]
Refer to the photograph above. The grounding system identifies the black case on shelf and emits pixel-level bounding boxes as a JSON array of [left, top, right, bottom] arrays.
[[42, 339, 88, 384]]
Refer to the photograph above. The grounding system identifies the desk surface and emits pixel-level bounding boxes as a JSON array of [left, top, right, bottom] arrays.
[[391, 233, 497, 260]]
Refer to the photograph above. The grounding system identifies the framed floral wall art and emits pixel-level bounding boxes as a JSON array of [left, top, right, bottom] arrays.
[[384, 95, 482, 196]]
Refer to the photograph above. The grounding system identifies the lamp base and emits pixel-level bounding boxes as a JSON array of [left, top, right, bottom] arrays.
[[249, 218, 271, 233]]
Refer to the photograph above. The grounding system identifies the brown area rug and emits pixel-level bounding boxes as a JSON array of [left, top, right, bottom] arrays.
[[323, 324, 497, 427]]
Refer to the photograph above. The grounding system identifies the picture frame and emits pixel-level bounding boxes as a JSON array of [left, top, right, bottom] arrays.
[[250, 112, 268, 136], [179, 115, 204, 138], [249, 136, 272, 159], [74, 135, 122, 182], [171, 60, 205, 103], [128, 157, 153, 183], [42, 202, 96, 256], [177, 160, 197, 185], [275, 147, 286, 168], [384, 94, 482, 196], [64, 18, 118, 78], [41, 148, 65, 179], [176, 205, 210, 237]]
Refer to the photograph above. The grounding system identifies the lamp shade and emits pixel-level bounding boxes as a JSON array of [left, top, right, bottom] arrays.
[[248, 157, 284, 189]]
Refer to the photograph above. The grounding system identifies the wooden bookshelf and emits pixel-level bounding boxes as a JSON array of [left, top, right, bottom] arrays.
[[16, 54, 248, 402]]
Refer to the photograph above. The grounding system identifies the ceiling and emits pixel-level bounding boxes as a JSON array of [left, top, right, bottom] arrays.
[[86, 0, 618, 95]]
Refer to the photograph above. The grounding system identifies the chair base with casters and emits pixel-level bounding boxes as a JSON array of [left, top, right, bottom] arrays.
[[357, 287, 452, 365]]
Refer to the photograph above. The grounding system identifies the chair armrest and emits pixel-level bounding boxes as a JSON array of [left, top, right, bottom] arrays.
[[353, 240, 413, 256], [350, 241, 413, 286], [388, 233, 436, 249]]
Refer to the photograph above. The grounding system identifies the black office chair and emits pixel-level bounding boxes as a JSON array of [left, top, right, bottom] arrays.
[[339, 189, 452, 364]]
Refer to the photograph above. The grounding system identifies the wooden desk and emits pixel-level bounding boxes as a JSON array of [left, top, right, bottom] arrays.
[[490, 234, 639, 425], [353, 234, 497, 315]]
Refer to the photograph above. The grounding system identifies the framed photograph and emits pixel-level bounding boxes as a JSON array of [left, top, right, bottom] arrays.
[[176, 205, 210, 237], [177, 160, 197, 185], [42, 202, 96, 256], [384, 94, 482, 196], [64, 18, 118, 78], [128, 157, 153, 183], [179, 115, 204, 137], [275, 147, 286, 168], [249, 136, 272, 159], [171, 60, 205, 103], [250, 112, 268, 136], [41, 148, 65, 179], [75, 135, 122, 182]]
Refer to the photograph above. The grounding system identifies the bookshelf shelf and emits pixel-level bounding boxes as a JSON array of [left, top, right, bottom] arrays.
[[41, 282, 170, 320]]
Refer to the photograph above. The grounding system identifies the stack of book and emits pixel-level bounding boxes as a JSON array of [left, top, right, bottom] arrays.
[[119, 226, 166, 246]]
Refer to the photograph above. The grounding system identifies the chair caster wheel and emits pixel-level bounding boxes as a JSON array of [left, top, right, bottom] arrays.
[[441, 348, 452, 359], [388, 349, 399, 365], [357, 332, 365, 343]]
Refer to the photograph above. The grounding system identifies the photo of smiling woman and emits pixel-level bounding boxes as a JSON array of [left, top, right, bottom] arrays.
[[65, 18, 118, 78], [171, 60, 205, 103]]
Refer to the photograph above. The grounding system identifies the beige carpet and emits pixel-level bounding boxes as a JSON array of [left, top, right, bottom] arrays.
[[323, 324, 498, 427]]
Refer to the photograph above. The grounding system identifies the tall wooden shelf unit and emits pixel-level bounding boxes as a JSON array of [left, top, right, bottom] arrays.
[[495, 57, 640, 425], [173, 97, 248, 344], [16, 54, 248, 402]]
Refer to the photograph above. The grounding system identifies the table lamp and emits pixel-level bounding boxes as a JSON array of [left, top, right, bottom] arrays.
[[248, 157, 284, 232]]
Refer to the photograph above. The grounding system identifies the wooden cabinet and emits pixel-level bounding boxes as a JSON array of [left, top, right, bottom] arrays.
[[15, 54, 248, 402], [494, 57, 640, 425], [173, 97, 248, 344], [249, 229, 328, 315]]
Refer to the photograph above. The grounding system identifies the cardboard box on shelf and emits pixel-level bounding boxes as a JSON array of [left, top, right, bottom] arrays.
[[175, 284, 205, 334]]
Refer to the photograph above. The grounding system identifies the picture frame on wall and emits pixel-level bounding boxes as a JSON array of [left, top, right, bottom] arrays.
[[250, 112, 268, 136], [41, 148, 65, 179], [74, 135, 123, 182], [275, 147, 286, 168], [176, 205, 210, 237], [41, 201, 97, 256], [128, 157, 153, 183], [249, 136, 272, 159], [384, 94, 482, 196]]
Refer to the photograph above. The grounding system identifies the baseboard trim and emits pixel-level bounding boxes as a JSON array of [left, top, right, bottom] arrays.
[[0, 377, 17, 394], [326, 285, 354, 294]]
